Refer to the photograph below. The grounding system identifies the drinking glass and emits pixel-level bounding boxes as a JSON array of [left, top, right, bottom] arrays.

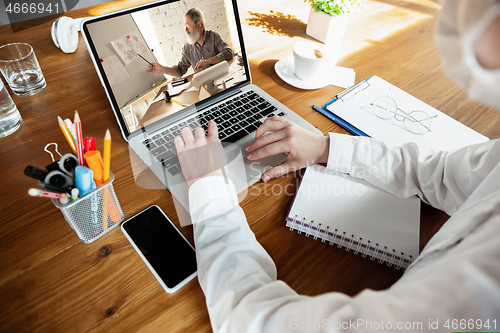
[[0, 79, 22, 138], [0, 43, 46, 96]]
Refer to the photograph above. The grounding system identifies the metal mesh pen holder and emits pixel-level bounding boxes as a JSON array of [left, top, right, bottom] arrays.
[[52, 172, 124, 244]]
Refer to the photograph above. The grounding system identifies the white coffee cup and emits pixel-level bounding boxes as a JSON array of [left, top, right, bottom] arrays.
[[293, 41, 330, 81]]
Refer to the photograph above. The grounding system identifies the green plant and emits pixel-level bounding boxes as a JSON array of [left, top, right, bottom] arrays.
[[306, 0, 365, 16]]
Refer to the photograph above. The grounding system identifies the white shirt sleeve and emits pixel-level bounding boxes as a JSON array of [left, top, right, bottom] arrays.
[[190, 176, 299, 332], [189, 137, 500, 333], [326, 133, 499, 216]]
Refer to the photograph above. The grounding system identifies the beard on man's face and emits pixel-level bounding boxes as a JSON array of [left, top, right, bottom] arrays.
[[187, 28, 200, 45]]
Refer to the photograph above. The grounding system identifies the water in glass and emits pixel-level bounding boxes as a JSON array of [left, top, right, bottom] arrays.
[[0, 82, 21, 138]]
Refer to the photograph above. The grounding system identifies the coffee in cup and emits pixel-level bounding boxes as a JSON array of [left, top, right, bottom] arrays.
[[293, 41, 331, 81]]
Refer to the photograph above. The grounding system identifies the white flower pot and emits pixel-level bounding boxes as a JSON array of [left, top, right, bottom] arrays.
[[306, 8, 349, 43]]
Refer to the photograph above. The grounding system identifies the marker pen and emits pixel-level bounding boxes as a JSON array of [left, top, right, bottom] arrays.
[[37, 183, 72, 194], [84, 137, 96, 154], [137, 53, 151, 65], [172, 78, 188, 86], [71, 188, 79, 201], [75, 166, 93, 196], [24, 165, 48, 182], [85, 150, 104, 186], [28, 188, 60, 199], [59, 193, 70, 205]]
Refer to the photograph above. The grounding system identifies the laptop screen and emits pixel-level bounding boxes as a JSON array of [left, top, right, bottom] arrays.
[[81, 0, 250, 140]]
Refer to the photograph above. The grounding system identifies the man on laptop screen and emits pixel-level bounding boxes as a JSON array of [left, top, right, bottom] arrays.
[[147, 8, 234, 77]]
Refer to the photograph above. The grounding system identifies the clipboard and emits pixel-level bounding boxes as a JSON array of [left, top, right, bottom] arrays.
[[321, 76, 488, 151], [312, 104, 369, 137]]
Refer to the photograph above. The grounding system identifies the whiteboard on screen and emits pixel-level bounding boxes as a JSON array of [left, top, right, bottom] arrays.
[[86, 14, 164, 108]]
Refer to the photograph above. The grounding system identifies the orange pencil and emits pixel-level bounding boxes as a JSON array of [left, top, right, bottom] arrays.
[[103, 129, 111, 183]]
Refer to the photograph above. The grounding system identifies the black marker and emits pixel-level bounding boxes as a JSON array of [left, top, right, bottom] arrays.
[[137, 54, 151, 65], [37, 183, 73, 194], [24, 165, 48, 182], [172, 78, 188, 87]]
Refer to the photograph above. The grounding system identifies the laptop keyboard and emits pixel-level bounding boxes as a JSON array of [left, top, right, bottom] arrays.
[[141, 90, 286, 176]]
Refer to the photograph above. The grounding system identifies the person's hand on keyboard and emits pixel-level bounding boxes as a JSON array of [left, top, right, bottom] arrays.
[[245, 115, 330, 182], [174, 120, 226, 187]]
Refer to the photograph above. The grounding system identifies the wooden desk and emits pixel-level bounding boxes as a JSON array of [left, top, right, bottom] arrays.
[[1, 1, 499, 332]]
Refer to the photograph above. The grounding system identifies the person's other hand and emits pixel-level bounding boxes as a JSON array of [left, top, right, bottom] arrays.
[[194, 59, 211, 71], [174, 120, 225, 187], [148, 63, 163, 73], [245, 116, 329, 181]]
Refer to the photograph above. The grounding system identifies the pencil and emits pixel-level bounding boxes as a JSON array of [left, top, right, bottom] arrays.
[[57, 116, 77, 155], [102, 129, 112, 229], [171, 99, 189, 107], [103, 129, 111, 182], [74, 110, 85, 166]]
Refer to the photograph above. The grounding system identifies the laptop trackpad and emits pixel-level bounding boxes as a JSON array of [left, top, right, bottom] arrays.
[[242, 151, 285, 185], [225, 137, 287, 191], [168, 143, 285, 207]]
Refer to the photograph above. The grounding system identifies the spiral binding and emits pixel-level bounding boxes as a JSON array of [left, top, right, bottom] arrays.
[[286, 215, 413, 270]]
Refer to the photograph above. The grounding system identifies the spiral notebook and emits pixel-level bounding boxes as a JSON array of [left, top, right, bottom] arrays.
[[286, 164, 421, 269]]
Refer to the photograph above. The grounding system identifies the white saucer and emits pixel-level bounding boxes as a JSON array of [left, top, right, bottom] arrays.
[[274, 56, 330, 90]]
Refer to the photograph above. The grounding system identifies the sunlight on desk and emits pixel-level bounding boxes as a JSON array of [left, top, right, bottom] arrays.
[[241, 0, 440, 64], [343, 1, 434, 58]]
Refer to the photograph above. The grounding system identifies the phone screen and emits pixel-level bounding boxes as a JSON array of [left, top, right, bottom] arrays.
[[122, 206, 197, 291]]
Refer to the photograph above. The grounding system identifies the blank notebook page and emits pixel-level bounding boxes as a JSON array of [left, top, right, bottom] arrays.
[[287, 164, 421, 261]]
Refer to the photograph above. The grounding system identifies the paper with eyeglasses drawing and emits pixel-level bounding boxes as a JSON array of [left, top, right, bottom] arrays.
[[286, 164, 420, 269], [322, 75, 488, 151]]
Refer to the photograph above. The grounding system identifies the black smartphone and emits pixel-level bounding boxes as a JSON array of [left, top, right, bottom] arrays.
[[121, 205, 197, 293]]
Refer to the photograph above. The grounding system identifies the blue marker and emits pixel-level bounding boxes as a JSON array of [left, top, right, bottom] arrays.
[[75, 166, 93, 196]]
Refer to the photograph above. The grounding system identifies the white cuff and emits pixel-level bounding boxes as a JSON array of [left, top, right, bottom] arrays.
[[326, 133, 356, 174], [188, 176, 238, 224]]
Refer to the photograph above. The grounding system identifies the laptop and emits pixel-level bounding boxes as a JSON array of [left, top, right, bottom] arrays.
[[80, 0, 321, 198]]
